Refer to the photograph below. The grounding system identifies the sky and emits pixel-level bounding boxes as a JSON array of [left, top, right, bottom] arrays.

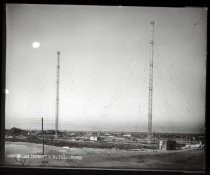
[[5, 4, 207, 133]]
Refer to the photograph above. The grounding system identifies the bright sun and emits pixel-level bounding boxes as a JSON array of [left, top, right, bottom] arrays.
[[32, 41, 40, 48]]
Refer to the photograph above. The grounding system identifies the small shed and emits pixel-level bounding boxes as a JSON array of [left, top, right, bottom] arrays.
[[166, 140, 176, 150]]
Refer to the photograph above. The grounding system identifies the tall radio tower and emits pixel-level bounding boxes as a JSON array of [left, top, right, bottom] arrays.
[[147, 20, 154, 144], [55, 51, 60, 138]]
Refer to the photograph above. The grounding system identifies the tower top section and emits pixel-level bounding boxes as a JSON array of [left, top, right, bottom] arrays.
[[57, 51, 60, 55]]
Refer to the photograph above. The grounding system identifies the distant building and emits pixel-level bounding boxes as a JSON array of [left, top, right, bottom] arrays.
[[184, 144, 191, 149], [90, 136, 97, 141], [159, 140, 177, 150], [159, 140, 164, 150], [159, 140, 168, 150], [166, 140, 176, 150], [5, 135, 13, 139]]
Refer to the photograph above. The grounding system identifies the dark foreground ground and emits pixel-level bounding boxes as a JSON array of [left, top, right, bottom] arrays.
[[5, 141, 205, 171]]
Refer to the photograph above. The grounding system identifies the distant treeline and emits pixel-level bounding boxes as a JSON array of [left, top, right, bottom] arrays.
[[5, 127, 205, 136]]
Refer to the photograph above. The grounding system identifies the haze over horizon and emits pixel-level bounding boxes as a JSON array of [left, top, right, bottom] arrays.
[[6, 5, 207, 134]]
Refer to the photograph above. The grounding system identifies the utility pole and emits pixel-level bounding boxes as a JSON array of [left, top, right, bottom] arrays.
[[147, 20, 155, 144], [41, 117, 44, 155], [55, 51, 60, 138]]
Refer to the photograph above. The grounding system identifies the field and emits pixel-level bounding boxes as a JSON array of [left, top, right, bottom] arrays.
[[5, 141, 205, 170]]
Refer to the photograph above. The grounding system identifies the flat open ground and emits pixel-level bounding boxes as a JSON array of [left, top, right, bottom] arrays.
[[5, 141, 205, 170]]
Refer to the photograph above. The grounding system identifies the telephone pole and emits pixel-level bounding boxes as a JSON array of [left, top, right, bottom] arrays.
[[55, 51, 60, 138], [147, 20, 154, 144], [41, 117, 44, 155]]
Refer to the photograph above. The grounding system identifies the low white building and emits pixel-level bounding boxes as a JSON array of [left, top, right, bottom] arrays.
[[184, 144, 191, 149], [159, 140, 167, 150], [90, 136, 97, 141]]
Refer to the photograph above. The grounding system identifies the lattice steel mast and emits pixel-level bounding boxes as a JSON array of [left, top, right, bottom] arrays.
[[147, 20, 154, 144], [55, 51, 60, 138]]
